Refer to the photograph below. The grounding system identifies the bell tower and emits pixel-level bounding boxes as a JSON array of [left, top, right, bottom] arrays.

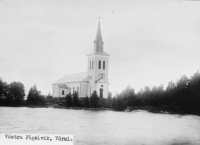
[[87, 19, 110, 98]]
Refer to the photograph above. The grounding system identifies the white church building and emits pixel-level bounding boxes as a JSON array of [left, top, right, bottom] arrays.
[[52, 21, 110, 98]]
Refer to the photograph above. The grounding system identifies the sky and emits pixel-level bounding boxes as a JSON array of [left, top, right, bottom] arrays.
[[0, 0, 200, 96]]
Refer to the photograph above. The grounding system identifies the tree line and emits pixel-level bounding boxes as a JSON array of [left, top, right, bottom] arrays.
[[0, 80, 25, 106], [111, 71, 200, 115], [0, 80, 50, 106], [0, 70, 200, 115]]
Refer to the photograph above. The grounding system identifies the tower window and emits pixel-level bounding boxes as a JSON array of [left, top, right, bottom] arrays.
[[103, 61, 105, 69], [99, 60, 101, 69]]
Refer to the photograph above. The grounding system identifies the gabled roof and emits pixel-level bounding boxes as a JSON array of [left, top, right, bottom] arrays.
[[57, 84, 68, 89], [95, 76, 108, 83], [53, 72, 88, 84], [87, 51, 110, 56]]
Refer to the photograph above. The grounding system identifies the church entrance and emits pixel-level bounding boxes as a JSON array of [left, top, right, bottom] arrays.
[[100, 88, 103, 98]]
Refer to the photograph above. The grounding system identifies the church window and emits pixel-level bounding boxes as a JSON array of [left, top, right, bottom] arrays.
[[90, 76, 92, 79], [103, 61, 105, 69], [73, 87, 75, 94], [99, 60, 101, 69], [90, 61, 91, 69], [101, 85, 103, 87], [62, 90, 65, 95], [100, 88, 103, 98], [92, 61, 94, 69]]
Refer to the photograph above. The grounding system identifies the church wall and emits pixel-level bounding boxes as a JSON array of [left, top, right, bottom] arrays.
[[66, 82, 81, 95], [52, 85, 59, 97], [58, 88, 69, 98], [80, 82, 88, 98]]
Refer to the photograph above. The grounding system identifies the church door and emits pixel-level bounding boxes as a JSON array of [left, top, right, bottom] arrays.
[[100, 88, 103, 98]]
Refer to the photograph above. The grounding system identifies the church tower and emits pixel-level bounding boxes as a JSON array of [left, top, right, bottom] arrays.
[[87, 20, 110, 98]]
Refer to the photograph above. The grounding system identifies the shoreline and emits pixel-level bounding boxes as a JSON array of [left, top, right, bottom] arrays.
[[1, 105, 200, 116]]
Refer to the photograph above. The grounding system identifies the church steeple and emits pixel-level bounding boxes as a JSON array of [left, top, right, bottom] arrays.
[[94, 18, 104, 52]]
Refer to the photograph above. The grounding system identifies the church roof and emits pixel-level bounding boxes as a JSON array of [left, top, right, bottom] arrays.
[[94, 22, 103, 43], [57, 84, 68, 89], [53, 72, 88, 84], [87, 51, 110, 56], [95, 76, 108, 83]]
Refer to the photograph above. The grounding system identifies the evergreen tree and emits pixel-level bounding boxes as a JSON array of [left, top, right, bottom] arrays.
[[107, 92, 112, 108], [66, 93, 72, 107], [46, 92, 52, 99], [72, 91, 79, 107], [0, 78, 8, 105], [84, 96, 90, 108], [27, 85, 41, 105], [90, 91, 99, 108], [108, 91, 112, 99], [111, 97, 117, 110]]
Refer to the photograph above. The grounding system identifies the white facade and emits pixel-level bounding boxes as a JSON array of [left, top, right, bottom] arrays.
[[52, 21, 110, 98]]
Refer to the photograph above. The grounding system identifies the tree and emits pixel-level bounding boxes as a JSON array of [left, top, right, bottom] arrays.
[[46, 92, 52, 99], [66, 93, 72, 107], [108, 91, 112, 99], [9, 81, 25, 105], [0, 78, 8, 105], [84, 96, 90, 108], [27, 85, 42, 105], [111, 97, 117, 110], [107, 92, 112, 108], [72, 91, 79, 107], [90, 91, 99, 108]]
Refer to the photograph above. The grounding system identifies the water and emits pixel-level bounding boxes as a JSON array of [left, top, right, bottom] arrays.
[[0, 107, 200, 145]]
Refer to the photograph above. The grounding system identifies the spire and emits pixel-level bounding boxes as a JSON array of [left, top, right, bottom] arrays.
[[95, 17, 103, 42], [94, 17, 104, 52]]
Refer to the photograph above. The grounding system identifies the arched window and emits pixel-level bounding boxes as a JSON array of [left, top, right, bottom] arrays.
[[92, 61, 94, 69], [100, 88, 103, 98], [62, 90, 65, 95], [99, 60, 101, 69], [103, 61, 105, 69]]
